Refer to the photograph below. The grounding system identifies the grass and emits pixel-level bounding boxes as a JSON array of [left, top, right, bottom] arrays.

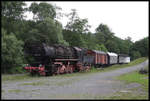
[[54, 78, 80, 86], [8, 89, 22, 93], [101, 92, 148, 100], [103, 66, 149, 99], [116, 66, 149, 92], [20, 81, 45, 86], [117, 71, 148, 89], [47, 93, 95, 99], [2, 57, 147, 81], [2, 73, 44, 82]]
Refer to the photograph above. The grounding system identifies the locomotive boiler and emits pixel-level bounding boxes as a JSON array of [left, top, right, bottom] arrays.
[[24, 42, 91, 76]]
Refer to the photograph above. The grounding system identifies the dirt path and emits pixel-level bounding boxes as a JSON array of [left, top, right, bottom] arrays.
[[2, 60, 148, 99]]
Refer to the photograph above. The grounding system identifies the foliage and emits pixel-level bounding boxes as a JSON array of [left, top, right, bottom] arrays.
[[2, 1, 27, 20], [65, 9, 91, 34], [94, 44, 108, 52], [28, 3, 68, 46], [29, 2, 56, 21], [1, 28, 24, 73], [131, 37, 149, 58], [130, 51, 141, 60], [63, 29, 86, 47], [95, 24, 114, 44], [1, 1, 27, 35]]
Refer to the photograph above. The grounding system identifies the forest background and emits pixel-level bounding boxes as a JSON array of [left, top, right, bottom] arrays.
[[1, 2, 149, 73]]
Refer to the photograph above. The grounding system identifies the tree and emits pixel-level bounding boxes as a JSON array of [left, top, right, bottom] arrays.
[[105, 40, 119, 53], [1, 1, 27, 35], [29, 2, 57, 21], [94, 44, 108, 52], [63, 9, 92, 48], [2, 28, 24, 73], [63, 30, 86, 47], [130, 51, 141, 60], [33, 17, 68, 45], [65, 9, 91, 34], [123, 36, 133, 54], [95, 24, 114, 38], [95, 24, 114, 48], [95, 32, 105, 44], [27, 2, 69, 46], [2, 1, 27, 20], [130, 37, 149, 58], [81, 32, 97, 49]]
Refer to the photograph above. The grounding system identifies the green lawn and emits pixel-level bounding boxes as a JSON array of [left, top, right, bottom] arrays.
[[106, 66, 149, 99]]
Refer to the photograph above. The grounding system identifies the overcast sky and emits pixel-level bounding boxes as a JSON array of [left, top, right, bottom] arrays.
[[25, 1, 148, 42]]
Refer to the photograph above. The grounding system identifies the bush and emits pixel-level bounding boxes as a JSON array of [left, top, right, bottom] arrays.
[[2, 28, 24, 74], [139, 68, 148, 74]]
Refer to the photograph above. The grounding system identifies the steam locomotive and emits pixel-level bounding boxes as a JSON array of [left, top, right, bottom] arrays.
[[24, 42, 130, 76]]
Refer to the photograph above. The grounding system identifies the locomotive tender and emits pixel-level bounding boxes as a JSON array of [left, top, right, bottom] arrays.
[[24, 42, 130, 76]]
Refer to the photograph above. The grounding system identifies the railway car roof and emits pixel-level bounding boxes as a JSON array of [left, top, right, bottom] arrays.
[[92, 50, 107, 54], [74, 47, 82, 51], [107, 52, 118, 56]]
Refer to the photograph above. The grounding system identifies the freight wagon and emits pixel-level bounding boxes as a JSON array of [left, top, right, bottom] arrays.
[[107, 52, 118, 65], [82, 50, 108, 67], [118, 54, 130, 64]]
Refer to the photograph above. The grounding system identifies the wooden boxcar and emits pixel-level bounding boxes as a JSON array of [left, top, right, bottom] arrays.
[[84, 50, 108, 67]]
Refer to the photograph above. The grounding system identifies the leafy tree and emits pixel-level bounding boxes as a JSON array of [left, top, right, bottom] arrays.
[[2, 1, 27, 20], [65, 9, 91, 34], [1, 1, 27, 35], [130, 37, 149, 58], [105, 40, 119, 53], [2, 28, 24, 73], [95, 32, 105, 44], [95, 24, 114, 43], [81, 32, 97, 49], [27, 2, 68, 45], [130, 51, 141, 60], [33, 17, 68, 45], [95, 24, 115, 53], [29, 2, 57, 21], [123, 36, 133, 54], [63, 30, 86, 47], [63, 9, 92, 48], [94, 44, 108, 52]]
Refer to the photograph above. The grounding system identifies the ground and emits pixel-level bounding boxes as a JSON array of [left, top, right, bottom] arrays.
[[1, 60, 148, 99]]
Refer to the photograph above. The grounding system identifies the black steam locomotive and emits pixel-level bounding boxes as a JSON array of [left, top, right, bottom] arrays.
[[24, 42, 90, 76]]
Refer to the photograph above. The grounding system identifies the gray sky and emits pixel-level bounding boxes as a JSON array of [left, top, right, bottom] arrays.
[[24, 1, 148, 42]]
